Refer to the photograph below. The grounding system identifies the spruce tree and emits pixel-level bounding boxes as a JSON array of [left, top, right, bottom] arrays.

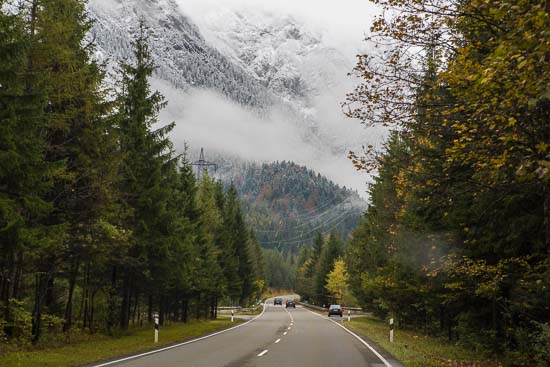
[[195, 174, 225, 317], [17, 0, 119, 339], [0, 1, 54, 337], [115, 18, 176, 329]]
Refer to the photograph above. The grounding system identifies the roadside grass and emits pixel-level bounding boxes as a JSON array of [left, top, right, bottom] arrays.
[[0, 318, 243, 367], [345, 316, 502, 367]]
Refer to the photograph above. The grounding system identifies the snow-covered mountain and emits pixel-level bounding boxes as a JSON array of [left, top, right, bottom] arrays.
[[196, 8, 352, 99], [192, 6, 360, 140], [88, 0, 379, 199], [89, 0, 272, 108]]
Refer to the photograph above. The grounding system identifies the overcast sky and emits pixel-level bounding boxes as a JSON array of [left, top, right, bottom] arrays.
[[180, 0, 379, 59]]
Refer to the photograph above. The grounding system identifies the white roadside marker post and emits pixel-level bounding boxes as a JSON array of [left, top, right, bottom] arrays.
[[347, 310, 351, 322], [231, 309, 234, 323], [154, 314, 159, 343], [389, 318, 394, 343]]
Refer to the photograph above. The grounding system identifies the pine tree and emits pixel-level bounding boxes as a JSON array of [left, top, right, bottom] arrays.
[[16, 0, 120, 340], [0, 0, 54, 337], [223, 184, 255, 305], [115, 18, 176, 329], [195, 174, 225, 317]]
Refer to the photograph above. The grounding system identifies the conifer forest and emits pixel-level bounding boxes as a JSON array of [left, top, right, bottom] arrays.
[[0, 0, 549, 366]]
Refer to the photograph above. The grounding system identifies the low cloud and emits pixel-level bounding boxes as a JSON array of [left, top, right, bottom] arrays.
[[153, 79, 382, 198]]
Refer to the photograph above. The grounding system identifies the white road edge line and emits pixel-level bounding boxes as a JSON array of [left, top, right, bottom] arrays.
[[257, 349, 269, 357], [91, 302, 269, 367], [275, 338, 281, 343], [284, 306, 294, 323], [302, 307, 393, 367]]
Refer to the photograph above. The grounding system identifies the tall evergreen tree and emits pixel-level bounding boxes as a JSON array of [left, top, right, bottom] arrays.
[[17, 0, 120, 340], [224, 185, 255, 304], [115, 19, 176, 329], [0, 0, 54, 338]]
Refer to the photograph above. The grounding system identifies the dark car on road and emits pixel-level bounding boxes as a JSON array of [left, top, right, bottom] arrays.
[[274, 297, 283, 305], [286, 300, 296, 308], [328, 304, 343, 317]]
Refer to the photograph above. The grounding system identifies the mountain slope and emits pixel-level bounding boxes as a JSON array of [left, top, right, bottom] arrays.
[[89, 0, 272, 108], [88, 0, 371, 250], [224, 161, 367, 252]]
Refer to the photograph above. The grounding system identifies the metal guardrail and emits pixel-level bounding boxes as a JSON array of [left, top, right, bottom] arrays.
[[218, 301, 264, 313], [296, 301, 365, 314]]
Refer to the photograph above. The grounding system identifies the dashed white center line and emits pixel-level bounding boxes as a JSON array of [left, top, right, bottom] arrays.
[[287, 326, 291, 330], [283, 331, 288, 335], [258, 350, 268, 357], [275, 338, 281, 343]]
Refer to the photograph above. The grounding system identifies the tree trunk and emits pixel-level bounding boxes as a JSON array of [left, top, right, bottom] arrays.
[[132, 291, 138, 325], [63, 258, 80, 332], [137, 298, 142, 326], [148, 294, 153, 323], [120, 270, 131, 329], [89, 289, 96, 333], [44, 275, 55, 312], [544, 184, 550, 253], [107, 266, 117, 332], [195, 293, 201, 320], [81, 264, 89, 329], [12, 251, 23, 300], [210, 296, 215, 320], [159, 295, 165, 326], [183, 299, 188, 323], [31, 272, 49, 343]]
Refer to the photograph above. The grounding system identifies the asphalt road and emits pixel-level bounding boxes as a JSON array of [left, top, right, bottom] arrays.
[[92, 296, 400, 367]]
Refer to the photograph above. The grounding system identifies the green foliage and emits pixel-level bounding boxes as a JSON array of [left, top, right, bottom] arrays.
[[4, 299, 32, 345], [343, 0, 549, 364], [0, 3, 265, 349], [232, 161, 364, 252], [293, 231, 346, 305], [263, 249, 296, 290]]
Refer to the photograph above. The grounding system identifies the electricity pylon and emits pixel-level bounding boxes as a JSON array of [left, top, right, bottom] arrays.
[[192, 148, 217, 180]]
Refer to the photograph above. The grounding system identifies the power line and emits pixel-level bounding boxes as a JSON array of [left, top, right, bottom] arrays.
[[253, 197, 356, 233], [259, 206, 360, 246]]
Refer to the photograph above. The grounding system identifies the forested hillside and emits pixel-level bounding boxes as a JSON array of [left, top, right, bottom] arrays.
[[0, 2, 263, 346], [339, 0, 548, 365], [226, 161, 367, 252]]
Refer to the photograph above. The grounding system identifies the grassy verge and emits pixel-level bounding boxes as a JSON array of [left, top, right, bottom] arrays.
[[0, 318, 243, 367], [344, 316, 501, 367]]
